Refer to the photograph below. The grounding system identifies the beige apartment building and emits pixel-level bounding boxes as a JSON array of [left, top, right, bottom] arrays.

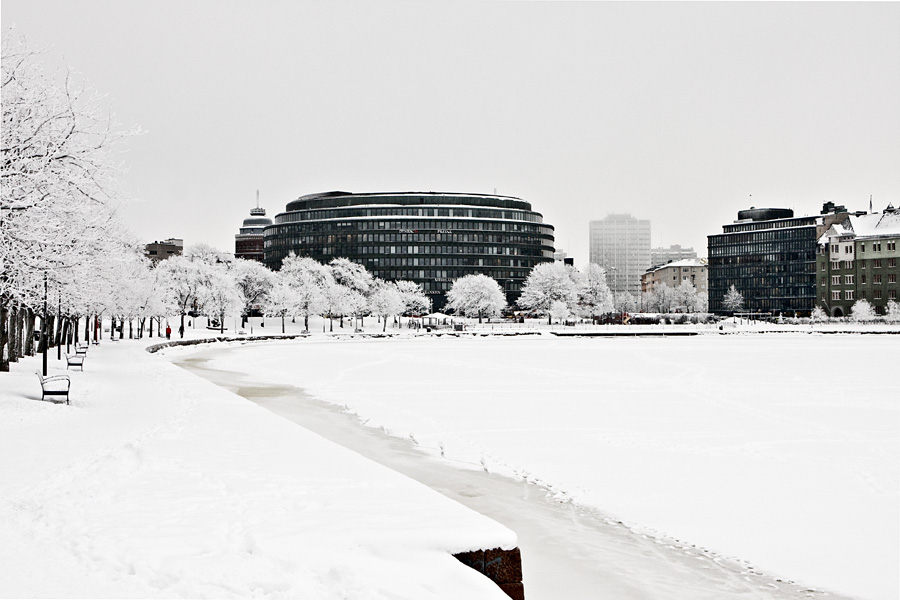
[[641, 258, 708, 296]]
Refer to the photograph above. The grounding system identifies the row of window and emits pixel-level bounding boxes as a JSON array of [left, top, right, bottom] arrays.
[[829, 289, 897, 301], [825, 273, 898, 285], [267, 243, 549, 258], [829, 241, 898, 253], [824, 258, 897, 270], [276, 207, 545, 224], [266, 232, 551, 246], [270, 219, 553, 236], [721, 218, 817, 234]]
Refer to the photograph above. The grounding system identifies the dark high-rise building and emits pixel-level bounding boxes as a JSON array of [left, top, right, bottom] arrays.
[[708, 205, 849, 316], [264, 191, 555, 309]]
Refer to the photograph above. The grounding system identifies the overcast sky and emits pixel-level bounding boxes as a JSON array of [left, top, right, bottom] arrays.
[[4, 1, 899, 266]]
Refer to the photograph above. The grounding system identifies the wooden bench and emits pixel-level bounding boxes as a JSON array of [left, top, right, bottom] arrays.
[[76, 342, 89, 355], [66, 353, 85, 371], [36, 372, 71, 404]]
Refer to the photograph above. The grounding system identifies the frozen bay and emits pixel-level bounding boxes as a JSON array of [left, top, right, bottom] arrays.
[[193, 333, 899, 600]]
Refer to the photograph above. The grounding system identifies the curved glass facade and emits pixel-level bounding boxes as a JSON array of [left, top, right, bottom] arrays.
[[265, 192, 555, 308]]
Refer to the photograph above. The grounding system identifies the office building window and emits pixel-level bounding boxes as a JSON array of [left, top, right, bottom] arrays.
[[832, 291, 841, 301], [831, 275, 840, 285], [845, 275, 854, 285], [875, 259, 882, 268]]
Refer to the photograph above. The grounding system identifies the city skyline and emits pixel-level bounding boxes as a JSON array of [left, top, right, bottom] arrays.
[[3, 1, 898, 267]]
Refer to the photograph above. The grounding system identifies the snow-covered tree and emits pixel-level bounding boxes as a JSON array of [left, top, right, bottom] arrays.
[[1, 34, 139, 369], [886, 300, 900, 324], [722, 285, 743, 314], [850, 298, 875, 323], [262, 272, 299, 334], [673, 280, 706, 313], [329, 257, 373, 295], [550, 300, 571, 324], [446, 274, 506, 323], [232, 259, 275, 326], [395, 280, 431, 318], [156, 255, 211, 337], [577, 264, 614, 320], [614, 291, 637, 313], [810, 306, 829, 323], [201, 267, 242, 334], [368, 280, 406, 332], [517, 262, 578, 324], [281, 253, 330, 332]]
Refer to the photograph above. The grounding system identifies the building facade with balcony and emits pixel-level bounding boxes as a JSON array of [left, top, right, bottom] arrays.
[[816, 205, 900, 317], [263, 191, 556, 309]]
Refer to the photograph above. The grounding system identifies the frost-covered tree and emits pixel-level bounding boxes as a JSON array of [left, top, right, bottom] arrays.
[[262, 271, 299, 334], [673, 280, 706, 313], [446, 274, 506, 323], [1, 34, 139, 369], [614, 291, 637, 313], [395, 280, 431, 319], [155, 255, 211, 337], [368, 280, 406, 332], [329, 257, 373, 295], [550, 300, 571, 324], [722, 285, 743, 314], [577, 264, 614, 320], [201, 267, 242, 333], [810, 306, 829, 323], [232, 259, 274, 327], [281, 253, 330, 332], [886, 300, 900, 324], [850, 298, 875, 323], [518, 262, 578, 324]]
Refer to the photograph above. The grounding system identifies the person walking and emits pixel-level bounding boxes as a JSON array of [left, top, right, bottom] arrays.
[[165, 325, 171, 340]]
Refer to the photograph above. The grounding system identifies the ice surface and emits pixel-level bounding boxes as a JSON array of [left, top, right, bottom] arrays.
[[198, 333, 899, 600]]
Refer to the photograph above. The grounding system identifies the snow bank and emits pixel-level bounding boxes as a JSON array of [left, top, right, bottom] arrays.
[[0, 340, 515, 599]]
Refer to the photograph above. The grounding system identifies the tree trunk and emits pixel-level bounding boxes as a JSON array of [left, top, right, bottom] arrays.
[[0, 300, 9, 372], [25, 309, 35, 356], [220, 312, 225, 334], [8, 304, 19, 364], [383, 315, 387, 332], [129, 319, 134, 339], [281, 314, 285, 334], [180, 312, 186, 338]]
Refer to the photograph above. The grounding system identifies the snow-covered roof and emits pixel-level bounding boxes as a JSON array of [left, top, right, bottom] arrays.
[[647, 258, 707, 273], [818, 207, 900, 244]]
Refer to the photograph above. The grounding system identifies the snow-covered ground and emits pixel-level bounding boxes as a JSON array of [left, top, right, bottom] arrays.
[[191, 328, 899, 600], [0, 335, 516, 599]]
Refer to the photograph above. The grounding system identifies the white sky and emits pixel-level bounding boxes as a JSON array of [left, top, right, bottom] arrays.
[[4, 1, 899, 266]]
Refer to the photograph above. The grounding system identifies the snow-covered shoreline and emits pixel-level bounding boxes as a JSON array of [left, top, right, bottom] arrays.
[[0, 335, 516, 599]]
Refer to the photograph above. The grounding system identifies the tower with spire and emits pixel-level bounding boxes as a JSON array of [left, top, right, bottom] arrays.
[[235, 191, 273, 262]]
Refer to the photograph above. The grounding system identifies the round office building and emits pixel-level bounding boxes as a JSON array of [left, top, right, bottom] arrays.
[[264, 191, 556, 309]]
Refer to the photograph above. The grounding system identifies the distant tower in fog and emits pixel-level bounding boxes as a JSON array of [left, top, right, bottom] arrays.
[[589, 213, 651, 296], [235, 191, 272, 262]]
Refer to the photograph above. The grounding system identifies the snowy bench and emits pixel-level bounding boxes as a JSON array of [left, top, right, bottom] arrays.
[[66, 353, 85, 371], [36, 372, 70, 404], [75, 342, 89, 355]]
